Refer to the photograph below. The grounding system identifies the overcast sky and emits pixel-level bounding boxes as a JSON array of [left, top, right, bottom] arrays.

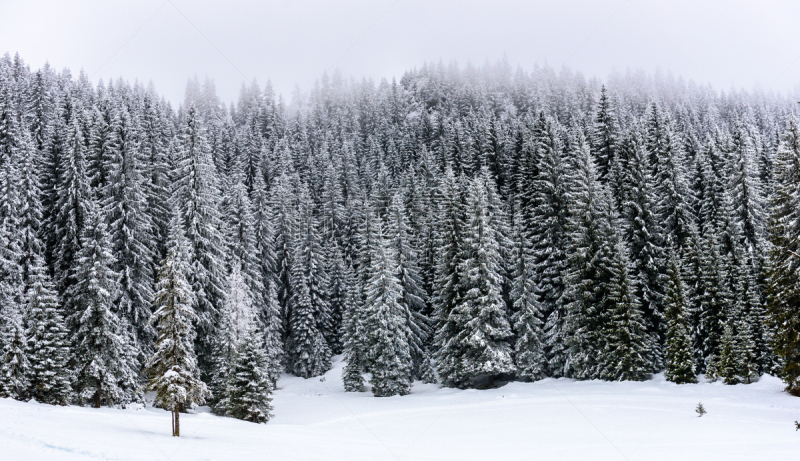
[[1, 0, 798, 105]]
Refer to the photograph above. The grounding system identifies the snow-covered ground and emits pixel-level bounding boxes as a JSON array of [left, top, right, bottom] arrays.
[[2, 357, 799, 460]]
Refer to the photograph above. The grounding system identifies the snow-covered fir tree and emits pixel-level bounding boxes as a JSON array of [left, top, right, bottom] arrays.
[[144, 213, 210, 436], [68, 202, 138, 407], [25, 257, 73, 404], [663, 246, 697, 384], [216, 320, 273, 423], [361, 215, 413, 396]]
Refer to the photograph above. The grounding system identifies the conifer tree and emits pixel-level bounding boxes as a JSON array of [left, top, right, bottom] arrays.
[[510, 207, 545, 381], [663, 246, 697, 384], [433, 169, 468, 384], [54, 115, 93, 298], [286, 197, 332, 378], [25, 257, 73, 404], [591, 86, 619, 184], [0, 308, 30, 400], [211, 262, 255, 404], [564, 137, 618, 380], [716, 322, 738, 384], [439, 178, 514, 388], [217, 321, 273, 423], [144, 214, 210, 436], [617, 127, 667, 371], [522, 116, 570, 377], [362, 217, 413, 396], [600, 238, 649, 381], [387, 192, 429, 378], [251, 170, 283, 383], [69, 203, 138, 407], [104, 108, 155, 354], [174, 106, 227, 372]]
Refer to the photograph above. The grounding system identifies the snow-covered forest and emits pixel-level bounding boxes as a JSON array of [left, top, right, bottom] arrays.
[[2, 51, 800, 422]]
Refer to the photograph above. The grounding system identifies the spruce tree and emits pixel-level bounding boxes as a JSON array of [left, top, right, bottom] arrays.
[[174, 106, 227, 373], [25, 257, 73, 404], [591, 85, 619, 184], [716, 322, 738, 384], [663, 246, 697, 384], [440, 177, 514, 388], [564, 137, 618, 380], [0, 309, 30, 400], [510, 207, 545, 381], [217, 321, 273, 423], [104, 108, 155, 354], [617, 127, 667, 371], [433, 169, 467, 385], [144, 214, 210, 436], [68, 203, 138, 407], [286, 197, 332, 378], [362, 217, 413, 396], [599, 237, 649, 382], [387, 192, 429, 378]]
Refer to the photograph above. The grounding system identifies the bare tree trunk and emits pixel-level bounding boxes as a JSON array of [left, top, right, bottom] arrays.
[[94, 390, 101, 409], [174, 405, 180, 437]]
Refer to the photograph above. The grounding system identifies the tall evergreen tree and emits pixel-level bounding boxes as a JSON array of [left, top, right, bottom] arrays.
[[362, 217, 413, 396], [25, 257, 73, 404], [68, 203, 138, 407], [216, 321, 273, 422], [438, 177, 514, 388], [104, 108, 155, 354], [174, 106, 227, 373], [663, 246, 697, 384], [144, 215, 210, 436]]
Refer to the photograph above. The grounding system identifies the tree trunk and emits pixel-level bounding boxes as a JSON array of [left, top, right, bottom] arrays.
[[94, 390, 101, 409], [173, 405, 180, 437]]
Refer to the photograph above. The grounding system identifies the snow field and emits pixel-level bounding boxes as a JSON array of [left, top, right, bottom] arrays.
[[2, 356, 799, 460]]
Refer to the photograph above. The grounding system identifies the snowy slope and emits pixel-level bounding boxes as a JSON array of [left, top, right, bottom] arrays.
[[2, 356, 800, 460]]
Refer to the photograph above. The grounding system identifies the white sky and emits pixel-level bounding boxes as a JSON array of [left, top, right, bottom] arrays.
[[1, 0, 798, 105]]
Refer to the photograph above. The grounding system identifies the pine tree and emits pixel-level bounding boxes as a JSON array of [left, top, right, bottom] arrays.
[[617, 127, 667, 371], [439, 177, 514, 388], [362, 217, 413, 396], [217, 321, 273, 423], [144, 214, 210, 436], [174, 106, 227, 373], [0, 308, 30, 400], [104, 108, 155, 355], [68, 203, 138, 407], [564, 136, 618, 380], [286, 196, 332, 378], [25, 257, 73, 404], [510, 207, 545, 381], [387, 192, 430, 378], [663, 246, 697, 384], [591, 86, 619, 184]]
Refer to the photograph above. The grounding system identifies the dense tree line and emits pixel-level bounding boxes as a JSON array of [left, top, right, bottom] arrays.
[[1, 52, 799, 416]]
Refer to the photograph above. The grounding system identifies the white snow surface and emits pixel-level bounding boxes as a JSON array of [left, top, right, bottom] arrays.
[[2, 356, 799, 460]]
